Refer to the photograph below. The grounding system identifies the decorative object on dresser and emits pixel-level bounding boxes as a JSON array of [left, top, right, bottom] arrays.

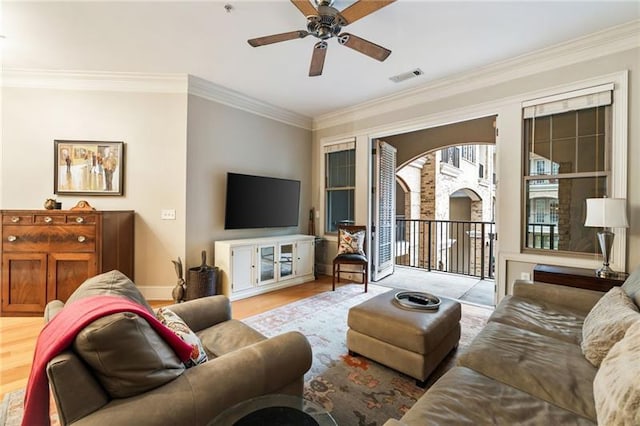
[[584, 197, 629, 278], [70, 200, 95, 211], [0, 209, 134, 316], [54, 140, 124, 196], [215, 235, 315, 300]]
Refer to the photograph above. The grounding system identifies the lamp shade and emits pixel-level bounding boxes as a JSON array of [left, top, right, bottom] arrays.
[[584, 198, 629, 228]]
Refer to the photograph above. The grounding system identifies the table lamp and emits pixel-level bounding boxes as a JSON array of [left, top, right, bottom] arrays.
[[584, 197, 628, 278]]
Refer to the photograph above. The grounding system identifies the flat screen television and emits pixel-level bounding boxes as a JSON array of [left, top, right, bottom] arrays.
[[224, 172, 301, 229]]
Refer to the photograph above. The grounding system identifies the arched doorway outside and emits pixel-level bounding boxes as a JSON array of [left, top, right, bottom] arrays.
[[394, 147, 495, 278]]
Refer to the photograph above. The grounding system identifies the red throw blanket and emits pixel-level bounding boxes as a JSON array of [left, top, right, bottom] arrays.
[[22, 295, 192, 426]]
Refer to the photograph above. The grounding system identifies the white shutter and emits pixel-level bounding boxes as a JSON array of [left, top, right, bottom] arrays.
[[372, 140, 396, 281]]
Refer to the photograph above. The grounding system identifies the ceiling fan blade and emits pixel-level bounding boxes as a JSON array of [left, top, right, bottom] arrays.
[[290, 0, 317, 17], [309, 41, 328, 77], [248, 30, 309, 47], [338, 33, 391, 62], [338, 0, 396, 25]]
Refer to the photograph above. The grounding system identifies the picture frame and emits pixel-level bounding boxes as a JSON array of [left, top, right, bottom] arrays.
[[54, 140, 125, 196]]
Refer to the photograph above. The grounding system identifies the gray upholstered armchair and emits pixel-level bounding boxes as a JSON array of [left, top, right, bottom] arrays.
[[44, 271, 312, 426]]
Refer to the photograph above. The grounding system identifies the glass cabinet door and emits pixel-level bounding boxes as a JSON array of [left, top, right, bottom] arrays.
[[258, 245, 276, 284], [279, 243, 294, 280]]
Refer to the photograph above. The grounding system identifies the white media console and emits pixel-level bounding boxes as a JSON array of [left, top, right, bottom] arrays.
[[215, 234, 315, 300]]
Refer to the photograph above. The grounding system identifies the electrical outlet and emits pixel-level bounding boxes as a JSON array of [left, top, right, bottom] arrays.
[[520, 272, 531, 281], [160, 209, 176, 220]]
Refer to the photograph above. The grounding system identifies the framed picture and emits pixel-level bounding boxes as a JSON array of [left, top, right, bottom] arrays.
[[54, 140, 125, 196]]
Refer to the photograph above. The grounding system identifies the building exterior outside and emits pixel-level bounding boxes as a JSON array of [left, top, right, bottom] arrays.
[[396, 144, 496, 277]]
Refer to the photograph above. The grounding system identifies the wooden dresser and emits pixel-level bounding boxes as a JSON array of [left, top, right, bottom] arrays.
[[1, 210, 134, 316]]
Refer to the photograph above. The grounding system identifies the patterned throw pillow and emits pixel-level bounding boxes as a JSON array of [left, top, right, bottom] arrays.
[[337, 229, 365, 255], [594, 320, 640, 425], [156, 307, 208, 368], [581, 287, 640, 367]]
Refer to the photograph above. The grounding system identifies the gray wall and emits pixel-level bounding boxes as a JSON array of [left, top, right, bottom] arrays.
[[185, 95, 312, 268]]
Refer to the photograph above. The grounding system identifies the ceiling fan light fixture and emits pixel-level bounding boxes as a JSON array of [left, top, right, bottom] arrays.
[[248, 0, 397, 76]]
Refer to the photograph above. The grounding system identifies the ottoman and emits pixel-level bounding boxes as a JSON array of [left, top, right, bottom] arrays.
[[347, 290, 461, 386]]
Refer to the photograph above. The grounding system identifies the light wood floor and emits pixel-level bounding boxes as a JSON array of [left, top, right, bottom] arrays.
[[0, 275, 340, 400]]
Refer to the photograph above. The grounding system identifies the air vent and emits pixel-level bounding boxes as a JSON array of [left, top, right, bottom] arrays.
[[389, 68, 424, 83]]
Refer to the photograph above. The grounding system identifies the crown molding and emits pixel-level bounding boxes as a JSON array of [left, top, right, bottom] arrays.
[[2, 69, 189, 93], [1, 69, 312, 130], [312, 19, 640, 131], [187, 75, 312, 130]]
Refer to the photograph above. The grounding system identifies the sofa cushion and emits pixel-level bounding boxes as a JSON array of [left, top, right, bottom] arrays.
[[458, 322, 597, 420], [197, 319, 266, 358], [581, 286, 640, 367], [156, 307, 208, 368], [593, 320, 640, 426], [66, 270, 153, 314], [73, 312, 185, 398], [621, 265, 640, 307], [489, 295, 586, 344], [390, 367, 595, 426]]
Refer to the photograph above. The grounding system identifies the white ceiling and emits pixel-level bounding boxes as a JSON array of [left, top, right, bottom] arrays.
[[3, 1, 639, 118]]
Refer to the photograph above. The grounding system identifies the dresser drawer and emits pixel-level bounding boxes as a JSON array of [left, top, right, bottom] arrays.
[[2, 225, 96, 252], [66, 214, 97, 224], [2, 214, 33, 225], [34, 215, 66, 225]]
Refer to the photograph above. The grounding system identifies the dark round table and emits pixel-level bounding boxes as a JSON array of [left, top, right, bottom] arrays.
[[209, 394, 336, 426]]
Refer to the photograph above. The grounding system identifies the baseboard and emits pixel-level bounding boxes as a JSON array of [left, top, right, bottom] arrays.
[[138, 286, 173, 301]]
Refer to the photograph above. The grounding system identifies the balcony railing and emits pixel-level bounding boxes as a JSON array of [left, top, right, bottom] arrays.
[[396, 218, 496, 279], [526, 223, 558, 250]]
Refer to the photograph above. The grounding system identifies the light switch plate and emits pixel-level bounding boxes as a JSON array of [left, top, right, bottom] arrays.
[[161, 209, 176, 220]]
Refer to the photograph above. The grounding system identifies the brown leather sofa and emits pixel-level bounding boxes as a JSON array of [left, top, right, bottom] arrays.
[[44, 271, 313, 426], [385, 268, 640, 425]]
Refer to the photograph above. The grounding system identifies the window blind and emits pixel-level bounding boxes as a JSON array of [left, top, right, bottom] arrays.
[[522, 83, 613, 118], [324, 140, 355, 153]]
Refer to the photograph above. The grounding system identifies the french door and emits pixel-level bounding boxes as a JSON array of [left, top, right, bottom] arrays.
[[371, 140, 396, 281]]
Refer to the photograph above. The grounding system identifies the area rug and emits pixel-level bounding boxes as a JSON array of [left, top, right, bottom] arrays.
[[243, 284, 492, 425], [0, 285, 491, 426]]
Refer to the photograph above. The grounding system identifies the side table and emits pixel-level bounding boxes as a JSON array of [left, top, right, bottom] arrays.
[[532, 264, 628, 292]]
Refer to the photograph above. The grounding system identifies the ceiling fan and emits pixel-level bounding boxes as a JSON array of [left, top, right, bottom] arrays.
[[247, 0, 396, 76]]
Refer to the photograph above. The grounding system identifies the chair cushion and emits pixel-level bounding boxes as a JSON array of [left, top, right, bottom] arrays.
[[594, 320, 640, 426], [156, 307, 208, 368], [337, 229, 365, 255], [334, 253, 367, 263], [73, 312, 185, 398], [197, 319, 266, 358], [581, 287, 640, 367], [66, 270, 153, 314]]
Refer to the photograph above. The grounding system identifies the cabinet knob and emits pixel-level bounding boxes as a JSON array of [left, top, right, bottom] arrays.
[[75, 217, 84, 223], [10, 216, 20, 223], [44, 216, 53, 223], [7, 235, 17, 242], [77, 235, 86, 243]]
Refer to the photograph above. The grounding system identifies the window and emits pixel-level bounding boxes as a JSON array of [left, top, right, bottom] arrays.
[[441, 147, 460, 167], [461, 145, 476, 163], [478, 163, 485, 179], [325, 142, 355, 233], [523, 86, 612, 254]]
